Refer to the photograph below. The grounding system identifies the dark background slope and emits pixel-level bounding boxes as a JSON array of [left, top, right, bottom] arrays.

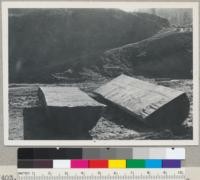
[[52, 30, 192, 81], [9, 9, 169, 83], [101, 31, 192, 79]]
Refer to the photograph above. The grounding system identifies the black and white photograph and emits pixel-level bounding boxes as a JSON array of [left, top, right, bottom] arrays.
[[2, 2, 199, 146]]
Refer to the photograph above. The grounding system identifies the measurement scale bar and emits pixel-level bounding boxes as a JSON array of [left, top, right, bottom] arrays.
[[18, 168, 185, 180]]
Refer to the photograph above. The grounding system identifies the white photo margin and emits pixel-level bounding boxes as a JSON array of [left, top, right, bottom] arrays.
[[2, 1, 199, 146]]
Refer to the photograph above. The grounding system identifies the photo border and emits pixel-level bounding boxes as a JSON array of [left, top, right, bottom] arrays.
[[2, 1, 199, 146]]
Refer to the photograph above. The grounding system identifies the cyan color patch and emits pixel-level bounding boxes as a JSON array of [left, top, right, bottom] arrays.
[[145, 160, 162, 168]]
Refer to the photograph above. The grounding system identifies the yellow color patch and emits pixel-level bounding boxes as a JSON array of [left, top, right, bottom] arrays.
[[108, 160, 126, 168]]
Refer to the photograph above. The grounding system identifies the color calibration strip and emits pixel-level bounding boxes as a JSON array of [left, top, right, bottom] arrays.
[[18, 159, 181, 169], [18, 148, 185, 160]]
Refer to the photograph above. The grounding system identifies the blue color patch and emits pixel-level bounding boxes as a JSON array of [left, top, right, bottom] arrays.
[[145, 160, 162, 168]]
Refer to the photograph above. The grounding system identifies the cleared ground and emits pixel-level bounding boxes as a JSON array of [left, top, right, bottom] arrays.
[[8, 78, 192, 140]]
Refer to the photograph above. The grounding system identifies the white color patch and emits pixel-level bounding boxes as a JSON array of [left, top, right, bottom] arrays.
[[53, 160, 70, 169], [166, 148, 185, 159]]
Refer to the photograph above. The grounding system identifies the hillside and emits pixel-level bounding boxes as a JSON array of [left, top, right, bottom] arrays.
[[9, 9, 169, 83], [52, 29, 192, 81], [100, 30, 192, 79]]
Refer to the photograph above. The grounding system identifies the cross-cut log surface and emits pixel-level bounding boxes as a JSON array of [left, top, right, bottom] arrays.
[[38, 87, 106, 137], [95, 74, 190, 128], [38, 86, 105, 107]]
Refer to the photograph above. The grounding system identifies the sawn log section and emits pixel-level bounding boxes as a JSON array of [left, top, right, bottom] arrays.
[[95, 74, 190, 128], [38, 86, 105, 108], [38, 87, 106, 138]]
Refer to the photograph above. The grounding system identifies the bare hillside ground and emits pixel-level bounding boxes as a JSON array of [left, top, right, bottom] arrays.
[[9, 78, 192, 140]]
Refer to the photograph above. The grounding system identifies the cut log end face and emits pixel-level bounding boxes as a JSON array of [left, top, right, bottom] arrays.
[[144, 93, 190, 128], [38, 86, 106, 108], [95, 74, 190, 129], [37, 86, 106, 136]]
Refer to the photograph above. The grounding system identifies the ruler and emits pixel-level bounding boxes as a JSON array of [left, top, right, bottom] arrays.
[[18, 168, 185, 180]]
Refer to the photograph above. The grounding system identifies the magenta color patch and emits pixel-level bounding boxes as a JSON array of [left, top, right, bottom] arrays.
[[71, 160, 88, 168]]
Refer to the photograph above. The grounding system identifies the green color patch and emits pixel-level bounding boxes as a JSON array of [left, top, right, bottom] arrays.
[[126, 159, 145, 168]]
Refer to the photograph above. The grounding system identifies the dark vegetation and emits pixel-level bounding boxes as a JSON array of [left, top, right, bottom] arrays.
[[101, 31, 192, 79], [9, 9, 169, 83]]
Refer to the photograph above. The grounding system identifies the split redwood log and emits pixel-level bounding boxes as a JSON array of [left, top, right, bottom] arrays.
[[95, 74, 190, 128], [38, 87, 106, 138]]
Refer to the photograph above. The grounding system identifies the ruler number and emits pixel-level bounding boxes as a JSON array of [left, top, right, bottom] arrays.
[[163, 170, 167, 174], [178, 170, 184, 175]]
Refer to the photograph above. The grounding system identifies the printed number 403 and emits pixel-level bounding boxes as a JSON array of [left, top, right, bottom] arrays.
[[1, 175, 16, 180]]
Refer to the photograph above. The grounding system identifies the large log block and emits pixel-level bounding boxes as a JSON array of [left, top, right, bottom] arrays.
[[95, 74, 190, 128], [38, 87, 106, 138]]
